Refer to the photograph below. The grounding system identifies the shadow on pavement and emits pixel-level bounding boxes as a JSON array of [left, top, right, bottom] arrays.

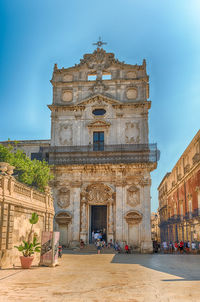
[[111, 254, 200, 281]]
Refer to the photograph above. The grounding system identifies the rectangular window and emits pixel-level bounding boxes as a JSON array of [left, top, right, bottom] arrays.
[[93, 132, 104, 151], [31, 152, 43, 161], [88, 74, 97, 81], [102, 73, 111, 80]]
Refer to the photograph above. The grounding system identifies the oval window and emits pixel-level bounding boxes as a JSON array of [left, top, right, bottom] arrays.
[[92, 109, 106, 116]]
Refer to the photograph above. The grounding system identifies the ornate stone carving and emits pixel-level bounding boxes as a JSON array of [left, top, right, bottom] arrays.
[[63, 74, 73, 82], [125, 211, 142, 225], [90, 80, 108, 94], [126, 88, 137, 100], [125, 122, 140, 143], [81, 183, 114, 205], [59, 123, 72, 145], [87, 120, 110, 129], [55, 212, 72, 225], [81, 202, 87, 232], [62, 90, 73, 102], [139, 177, 151, 186], [77, 48, 125, 70], [127, 185, 140, 207], [57, 188, 70, 209], [126, 71, 137, 79]]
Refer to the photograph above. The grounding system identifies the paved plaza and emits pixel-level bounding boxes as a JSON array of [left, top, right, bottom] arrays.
[[0, 253, 200, 302]]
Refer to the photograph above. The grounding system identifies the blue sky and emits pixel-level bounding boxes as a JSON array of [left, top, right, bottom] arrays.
[[0, 0, 200, 211]]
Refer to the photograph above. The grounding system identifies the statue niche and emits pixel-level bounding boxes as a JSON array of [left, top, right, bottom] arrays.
[[127, 185, 140, 207], [57, 188, 70, 209]]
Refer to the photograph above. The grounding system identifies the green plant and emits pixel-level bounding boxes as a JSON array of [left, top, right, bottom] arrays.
[[0, 143, 53, 191], [15, 213, 41, 257]]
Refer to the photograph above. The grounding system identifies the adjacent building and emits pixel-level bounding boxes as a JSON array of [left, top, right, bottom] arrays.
[[1, 45, 159, 252], [151, 212, 160, 242], [158, 130, 200, 243]]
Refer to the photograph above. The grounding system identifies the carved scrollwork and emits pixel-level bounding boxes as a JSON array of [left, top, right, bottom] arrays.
[[127, 185, 140, 207], [81, 183, 114, 205], [125, 122, 140, 143], [57, 188, 70, 209], [77, 48, 125, 70], [125, 211, 142, 225]]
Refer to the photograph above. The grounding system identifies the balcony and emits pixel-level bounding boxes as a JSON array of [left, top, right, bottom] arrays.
[[192, 153, 200, 165], [184, 164, 190, 174], [40, 143, 160, 166]]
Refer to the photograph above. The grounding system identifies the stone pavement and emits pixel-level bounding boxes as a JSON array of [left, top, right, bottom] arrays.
[[0, 254, 200, 302]]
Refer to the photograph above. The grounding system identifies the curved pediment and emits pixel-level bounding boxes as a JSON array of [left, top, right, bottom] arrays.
[[125, 210, 143, 225], [55, 212, 72, 225]]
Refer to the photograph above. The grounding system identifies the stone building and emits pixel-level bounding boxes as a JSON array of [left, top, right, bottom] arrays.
[[158, 130, 200, 243], [0, 162, 54, 268], [151, 212, 160, 242], [1, 45, 159, 252]]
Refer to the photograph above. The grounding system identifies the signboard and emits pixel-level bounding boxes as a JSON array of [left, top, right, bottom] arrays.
[[40, 231, 60, 267]]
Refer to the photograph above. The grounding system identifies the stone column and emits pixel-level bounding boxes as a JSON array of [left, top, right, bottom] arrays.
[[115, 184, 123, 243], [140, 175, 153, 253], [71, 183, 81, 247], [80, 201, 87, 243], [108, 201, 114, 242]]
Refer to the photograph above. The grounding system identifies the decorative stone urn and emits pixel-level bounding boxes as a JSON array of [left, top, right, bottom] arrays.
[[0, 162, 9, 174], [6, 165, 15, 176]]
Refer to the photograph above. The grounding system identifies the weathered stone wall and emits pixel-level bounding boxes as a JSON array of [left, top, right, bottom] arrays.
[[0, 163, 54, 269]]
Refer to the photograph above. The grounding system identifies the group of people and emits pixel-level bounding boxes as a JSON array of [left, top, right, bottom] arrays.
[[153, 240, 200, 254], [91, 230, 131, 254]]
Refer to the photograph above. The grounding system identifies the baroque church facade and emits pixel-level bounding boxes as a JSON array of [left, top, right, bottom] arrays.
[[1, 45, 159, 252]]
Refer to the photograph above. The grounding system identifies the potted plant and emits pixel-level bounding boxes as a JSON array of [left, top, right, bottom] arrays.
[[15, 212, 41, 269]]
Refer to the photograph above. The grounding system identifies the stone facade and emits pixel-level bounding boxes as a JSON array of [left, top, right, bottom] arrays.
[[0, 46, 159, 253], [151, 212, 160, 242], [158, 130, 200, 243], [0, 163, 54, 268]]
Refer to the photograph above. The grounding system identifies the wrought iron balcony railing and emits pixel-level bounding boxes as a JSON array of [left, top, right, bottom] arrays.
[[40, 143, 160, 165]]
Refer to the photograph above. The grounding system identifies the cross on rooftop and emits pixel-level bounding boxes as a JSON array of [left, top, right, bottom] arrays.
[[93, 37, 107, 48]]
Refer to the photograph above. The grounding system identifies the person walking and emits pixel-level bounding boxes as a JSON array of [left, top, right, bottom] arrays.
[[96, 239, 102, 254]]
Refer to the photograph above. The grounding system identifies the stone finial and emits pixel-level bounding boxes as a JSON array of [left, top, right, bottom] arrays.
[[54, 63, 58, 71], [143, 59, 146, 68], [0, 162, 14, 175]]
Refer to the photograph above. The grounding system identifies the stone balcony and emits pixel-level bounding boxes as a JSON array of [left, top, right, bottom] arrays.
[[40, 143, 160, 165]]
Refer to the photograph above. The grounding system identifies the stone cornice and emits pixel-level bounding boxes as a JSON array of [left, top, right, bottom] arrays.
[[52, 162, 157, 172], [47, 100, 151, 112], [50, 77, 148, 87]]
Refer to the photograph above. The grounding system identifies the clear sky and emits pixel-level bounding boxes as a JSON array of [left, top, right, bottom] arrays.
[[0, 0, 200, 211]]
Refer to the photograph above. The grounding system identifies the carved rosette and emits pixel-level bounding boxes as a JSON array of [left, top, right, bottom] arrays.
[[57, 188, 70, 209], [127, 185, 140, 207], [125, 211, 142, 225]]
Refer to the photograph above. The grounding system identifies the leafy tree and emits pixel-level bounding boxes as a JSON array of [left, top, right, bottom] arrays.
[[0, 143, 53, 192]]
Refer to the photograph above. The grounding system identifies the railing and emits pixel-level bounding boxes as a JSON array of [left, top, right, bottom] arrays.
[[41, 143, 158, 153], [40, 143, 160, 165]]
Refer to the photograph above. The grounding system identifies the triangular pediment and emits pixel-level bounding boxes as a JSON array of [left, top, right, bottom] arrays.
[[76, 94, 122, 106]]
